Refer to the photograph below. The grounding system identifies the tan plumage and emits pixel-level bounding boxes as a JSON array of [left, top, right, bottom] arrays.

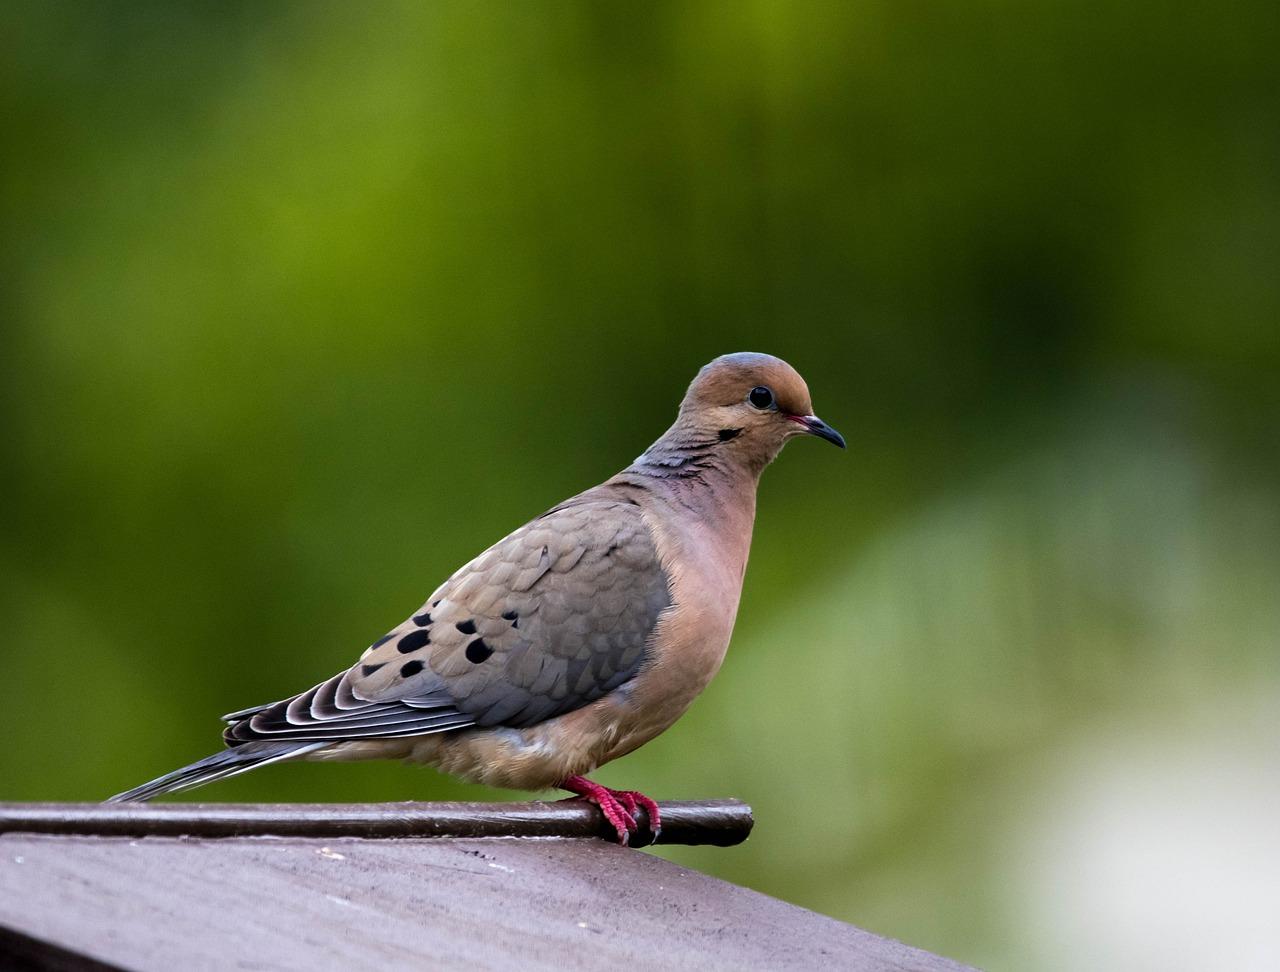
[[110, 352, 844, 840]]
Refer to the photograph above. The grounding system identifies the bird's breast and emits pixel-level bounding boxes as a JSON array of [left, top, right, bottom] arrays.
[[589, 502, 752, 760]]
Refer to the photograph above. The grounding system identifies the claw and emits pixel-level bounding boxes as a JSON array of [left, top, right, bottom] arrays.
[[614, 790, 639, 817], [627, 790, 662, 840], [560, 775, 661, 845]]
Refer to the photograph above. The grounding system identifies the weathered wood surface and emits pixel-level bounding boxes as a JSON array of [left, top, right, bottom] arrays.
[[0, 803, 974, 972], [0, 799, 747, 847]]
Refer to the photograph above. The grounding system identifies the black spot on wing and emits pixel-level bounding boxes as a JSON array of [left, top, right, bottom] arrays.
[[412, 611, 432, 626], [455, 619, 477, 635], [397, 628, 431, 653], [465, 639, 493, 664], [400, 660, 425, 678], [361, 662, 386, 677]]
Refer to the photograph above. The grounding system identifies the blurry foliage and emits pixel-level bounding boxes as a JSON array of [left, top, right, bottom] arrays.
[[1, 2, 1277, 968]]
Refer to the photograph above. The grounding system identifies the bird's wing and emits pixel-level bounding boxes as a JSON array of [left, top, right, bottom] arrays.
[[224, 500, 671, 745]]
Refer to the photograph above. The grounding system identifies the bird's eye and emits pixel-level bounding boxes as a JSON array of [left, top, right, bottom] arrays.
[[748, 386, 775, 410]]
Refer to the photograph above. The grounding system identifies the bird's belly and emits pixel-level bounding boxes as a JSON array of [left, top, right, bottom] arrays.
[[401, 700, 633, 791]]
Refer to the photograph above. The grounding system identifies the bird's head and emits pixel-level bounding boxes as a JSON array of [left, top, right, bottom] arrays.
[[678, 352, 845, 469]]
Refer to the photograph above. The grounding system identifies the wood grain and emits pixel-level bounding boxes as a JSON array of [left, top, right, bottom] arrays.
[[0, 827, 974, 972]]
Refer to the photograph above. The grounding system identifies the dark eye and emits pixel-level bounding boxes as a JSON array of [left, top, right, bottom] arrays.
[[748, 386, 775, 410]]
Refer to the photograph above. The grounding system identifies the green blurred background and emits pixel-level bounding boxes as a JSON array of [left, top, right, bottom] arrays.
[[3, 2, 1278, 968]]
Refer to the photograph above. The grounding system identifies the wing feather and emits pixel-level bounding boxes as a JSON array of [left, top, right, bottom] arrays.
[[222, 499, 670, 748]]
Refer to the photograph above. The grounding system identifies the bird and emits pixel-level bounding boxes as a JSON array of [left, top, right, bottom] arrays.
[[109, 352, 845, 844]]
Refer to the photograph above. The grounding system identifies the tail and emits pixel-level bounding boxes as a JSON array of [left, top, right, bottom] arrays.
[[106, 741, 326, 803]]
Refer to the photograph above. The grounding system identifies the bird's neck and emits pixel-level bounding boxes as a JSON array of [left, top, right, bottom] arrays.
[[607, 419, 764, 540], [609, 420, 762, 598], [627, 419, 769, 485]]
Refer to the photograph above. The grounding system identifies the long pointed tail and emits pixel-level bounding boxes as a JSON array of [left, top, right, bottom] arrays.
[[106, 741, 325, 803]]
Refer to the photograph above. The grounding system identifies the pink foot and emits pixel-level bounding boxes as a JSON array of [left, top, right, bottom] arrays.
[[560, 775, 662, 846]]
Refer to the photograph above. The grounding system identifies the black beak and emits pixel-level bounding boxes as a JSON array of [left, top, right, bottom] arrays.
[[790, 414, 846, 449]]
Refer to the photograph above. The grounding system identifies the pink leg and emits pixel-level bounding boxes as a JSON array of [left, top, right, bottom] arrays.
[[561, 775, 661, 846]]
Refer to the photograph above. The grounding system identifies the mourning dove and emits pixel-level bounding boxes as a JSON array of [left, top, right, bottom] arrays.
[[109, 352, 844, 843]]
